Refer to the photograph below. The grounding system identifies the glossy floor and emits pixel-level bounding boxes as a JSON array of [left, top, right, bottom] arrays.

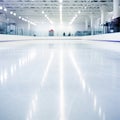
[[0, 40, 120, 120]]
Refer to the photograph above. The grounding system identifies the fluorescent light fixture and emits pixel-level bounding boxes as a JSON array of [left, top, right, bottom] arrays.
[[44, 14, 53, 25], [19, 16, 21, 19], [60, 4, 63, 25], [13, 13, 16, 16], [69, 14, 78, 25], [78, 10, 81, 14], [0, 6, 3, 10], [42, 11, 44, 14], [4, 8, 7, 12], [45, 14, 47, 17], [30, 22, 37, 26], [22, 18, 24, 20], [24, 19, 27, 22], [10, 11, 13, 14]]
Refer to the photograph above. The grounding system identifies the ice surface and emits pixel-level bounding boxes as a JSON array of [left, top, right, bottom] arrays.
[[0, 39, 120, 120]]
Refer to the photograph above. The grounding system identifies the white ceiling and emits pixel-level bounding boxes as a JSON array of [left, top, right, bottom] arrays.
[[0, 0, 113, 25]]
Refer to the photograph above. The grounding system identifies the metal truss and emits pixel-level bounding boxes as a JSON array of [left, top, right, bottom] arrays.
[[0, 0, 114, 25]]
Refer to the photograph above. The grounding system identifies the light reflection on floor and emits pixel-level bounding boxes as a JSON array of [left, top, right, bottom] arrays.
[[0, 40, 120, 120]]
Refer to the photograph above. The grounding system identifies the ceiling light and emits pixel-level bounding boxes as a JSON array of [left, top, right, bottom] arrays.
[[24, 19, 27, 22], [13, 13, 16, 16], [4, 8, 7, 12], [10, 11, 13, 14], [44, 14, 53, 25], [42, 11, 44, 14], [69, 14, 78, 25], [30, 22, 37, 26], [0, 6, 3, 10], [45, 14, 47, 17], [19, 16, 21, 19], [59, 0, 63, 3], [22, 18, 24, 21], [78, 11, 81, 14], [60, 4, 63, 25]]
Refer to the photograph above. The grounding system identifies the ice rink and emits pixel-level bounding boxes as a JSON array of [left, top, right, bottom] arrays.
[[0, 39, 120, 120]]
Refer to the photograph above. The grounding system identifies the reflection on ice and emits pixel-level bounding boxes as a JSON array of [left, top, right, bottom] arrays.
[[0, 48, 37, 86], [69, 52, 86, 91], [0, 69, 8, 85], [27, 94, 38, 120], [18, 49, 37, 67], [41, 51, 54, 87], [99, 107, 102, 117], [60, 48, 65, 120], [69, 51, 105, 120], [26, 51, 54, 120], [93, 95, 97, 111], [0, 41, 120, 120], [10, 64, 17, 76]]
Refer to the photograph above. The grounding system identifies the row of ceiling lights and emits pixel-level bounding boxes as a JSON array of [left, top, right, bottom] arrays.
[[0, 5, 54, 26], [59, 0, 81, 26], [69, 10, 81, 25], [0, 2, 81, 27], [0, 6, 36, 26], [42, 11, 53, 25]]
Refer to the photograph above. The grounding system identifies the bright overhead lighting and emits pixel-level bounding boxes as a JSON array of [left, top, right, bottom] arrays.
[[60, 4, 63, 25], [42, 11, 53, 25], [24, 19, 27, 22], [13, 13, 16, 16], [10, 11, 13, 14], [42, 11, 44, 14], [30, 22, 37, 26], [0, 6, 3, 10], [4, 8, 7, 12], [78, 10, 81, 14], [69, 13, 78, 25], [59, 0, 63, 3], [22, 18, 24, 21], [45, 14, 47, 17], [45, 15, 53, 25], [18, 15, 36, 26], [19, 16, 21, 19]]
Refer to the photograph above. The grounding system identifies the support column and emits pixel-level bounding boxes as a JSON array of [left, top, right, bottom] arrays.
[[113, 0, 120, 19], [101, 6, 107, 34], [85, 18, 89, 31], [100, 6, 107, 24], [113, 0, 120, 32], [90, 14, 94, 35]]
